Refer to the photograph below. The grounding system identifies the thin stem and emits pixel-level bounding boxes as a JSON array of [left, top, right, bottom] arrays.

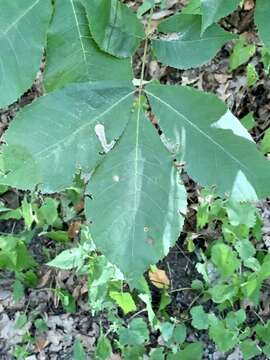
[[252, 309, 266, 325], [169, 287, 193, 294], [132, 12, 154, 258], [188, 292, 204, 310], [128, 308, 147, 321], [138, 8, 154, 97]]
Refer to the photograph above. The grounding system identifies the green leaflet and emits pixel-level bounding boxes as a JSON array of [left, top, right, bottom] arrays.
[[153, 14, 235, 70], [211, 243, 240, 278], [0, 0, 52, 107], [145, 84, 270, 201], [208, 315, 239, 352], [255, 0, 270, 53], [95, 336, 112, 360], [109, 291, 137, 314], [260, 128, 270, 154], [149, 348, 165, 360], [72, 339, 86, 360], [241, 113, 255, 131], [0, 82, 134, 192], [44, 0, 132, 92], [246, 64, 259, 87], [47, 248, 84, 270], [240, 340, 261, 360], [158, 13, 199, 33], [82, 0, 145, 58], [0, 236, 36, 272], [85, 108, 186, 281], [229, 37, 256, 71], [88, 255, 124, 313], [191, 305, 209, 330], [182, 0, 201, 15], [119, 318, 149, 346], [201, 0, 241, 33], [167, 343, 203, 360], [225, 201, 257, 228]]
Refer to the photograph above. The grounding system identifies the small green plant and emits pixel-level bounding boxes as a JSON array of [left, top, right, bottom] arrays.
[[184, 190, 270, 358], [229, 37, 256, 71], [73, 338, 87, 360], [194, 191, 269, 306]]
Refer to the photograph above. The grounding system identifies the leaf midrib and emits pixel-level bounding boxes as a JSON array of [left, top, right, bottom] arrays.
[[1, 0, 41, 37], [100, 0, 144, 55], [105, 0, 120, 53], [69, 0, 89, 72], [131, 107, 141, 259]]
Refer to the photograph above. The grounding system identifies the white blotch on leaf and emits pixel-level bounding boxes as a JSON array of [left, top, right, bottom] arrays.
[[112, 175, 120, 182], [95, 124, 115, 153]]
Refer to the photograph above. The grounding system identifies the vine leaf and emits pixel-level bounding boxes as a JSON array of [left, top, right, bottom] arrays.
[[153, 14, 235, 70], [146, 84, 270, 201], [0, 0, 52, 108], [82, 0, 145, 58], [44, 0, 132, 92], [255, 0, 270, 53], [201, 0, 241, 33], [0, 82, 134, 192], [86, 108, 186, 281]]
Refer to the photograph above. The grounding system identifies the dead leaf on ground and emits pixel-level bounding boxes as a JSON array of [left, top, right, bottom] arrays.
[[149, 268, 170, 289], [244, 0, 255, 10], [78, 334, 95, 350], [74, 199, 84, 213], [37, 269, 52, 288], [68, 221, 81, 239], [152, 10, 173, 21], [34, 337, 49, 352]]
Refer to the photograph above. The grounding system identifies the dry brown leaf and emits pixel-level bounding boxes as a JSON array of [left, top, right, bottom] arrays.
[[244, 0, 254, 10], [150, 20, 159, 34], [72, 286, 81, 300], [68, 221, 81, 239], [149, 268, 170, 289], [74, 199, 85, 213], [80, 283, 89, 295], [34, 337, 49, 352], [37, 269, 52, 288]]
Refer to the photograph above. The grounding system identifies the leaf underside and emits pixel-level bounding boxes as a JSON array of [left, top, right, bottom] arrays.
[[0, 0, 52, 107]]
